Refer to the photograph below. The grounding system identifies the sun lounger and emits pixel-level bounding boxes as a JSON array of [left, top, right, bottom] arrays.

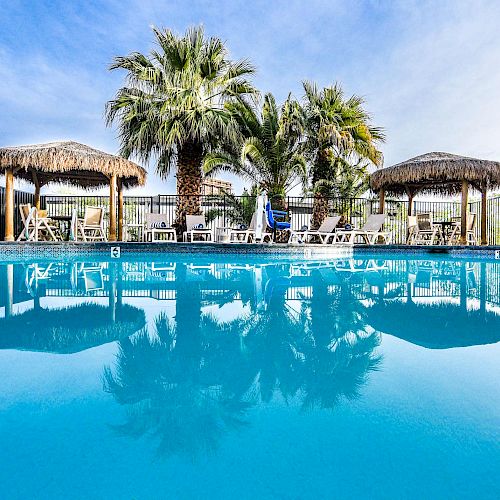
[[336, 214, 392, 245], [183, 215, 213, 242], [289, 216, 341, 244], [144, 213, 177, 242]]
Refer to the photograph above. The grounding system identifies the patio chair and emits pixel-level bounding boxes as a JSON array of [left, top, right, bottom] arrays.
[[447, 213, 477, 245], [143, 213, 177, 242], [336, 214, 392, 245], [289, 215, 341, 244], [17, 204, 60, 242], [77, 207, 107, 242], [413, 213, 443, 245], [406, 215, 418, 244], [183, 215, 213, 242]]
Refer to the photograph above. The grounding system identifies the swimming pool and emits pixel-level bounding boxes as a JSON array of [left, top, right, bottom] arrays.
[[0, 251, 499, 499]]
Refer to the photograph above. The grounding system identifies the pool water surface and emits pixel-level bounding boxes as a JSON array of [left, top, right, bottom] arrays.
[[0, 253, 499, 499]]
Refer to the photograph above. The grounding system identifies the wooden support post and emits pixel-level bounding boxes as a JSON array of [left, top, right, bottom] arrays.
[[109, 174, 117, 242], [117, 178, 124, 242], [460, 180, 468, 245], [4, 168, 14, 241], [34, 185, 41, 210], [32, 171, 41, 210], [407, 190, 414, 216], [480, 184, 487, 245], [378, 188, 385, 214]]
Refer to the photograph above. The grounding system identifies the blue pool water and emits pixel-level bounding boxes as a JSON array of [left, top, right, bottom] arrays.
[[0, 253, 499, 499]]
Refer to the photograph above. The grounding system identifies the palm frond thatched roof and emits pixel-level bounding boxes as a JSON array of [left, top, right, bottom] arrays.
[[370, 152, 500, 196], [0, 141, 146, 188]]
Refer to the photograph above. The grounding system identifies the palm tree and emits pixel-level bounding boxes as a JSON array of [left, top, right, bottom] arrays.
[[314, 154, 370, 200], [302, 81, 385, 228], [204, 93, 307, 209], [205, 186, 257, 227], [105, 26, 257, 231]]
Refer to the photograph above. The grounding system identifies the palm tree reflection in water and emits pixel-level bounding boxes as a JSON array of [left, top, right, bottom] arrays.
[[103, 263, 382, 459]]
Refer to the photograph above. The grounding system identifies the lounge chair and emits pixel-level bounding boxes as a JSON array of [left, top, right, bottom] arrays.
[[226, 211, 272, 243], [77, 207, 107, 242], [413, 213, 443, 245], [183, 215, 213, 242], [407, 215, 418, 244], [336, 214, 392, 245], [143, 213, 177, 242], [289, 215, 341, 244], [226, 213, 257, 243]]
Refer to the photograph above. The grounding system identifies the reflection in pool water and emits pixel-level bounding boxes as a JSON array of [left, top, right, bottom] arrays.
[[0, 255, 499, 498]]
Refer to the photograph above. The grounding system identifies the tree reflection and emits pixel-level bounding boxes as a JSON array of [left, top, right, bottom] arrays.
[[103, 313, 253, 458], [103, 262, 382, 459]]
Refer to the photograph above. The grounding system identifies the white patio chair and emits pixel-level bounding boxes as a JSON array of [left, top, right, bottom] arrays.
[[289, 215, 341, 244], [143, 213, 177, 242], [447, 213, 477, 245], [17, 204, 60, 242], [336, 214, 392, 245], [413, 213, 443, 245], [183, 215, 213, 242], [78, 207, 107, 242], [407, 215, 418, 244]]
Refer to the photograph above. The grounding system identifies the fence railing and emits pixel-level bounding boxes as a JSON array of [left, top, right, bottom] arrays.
[[1, 188, 499, 244]]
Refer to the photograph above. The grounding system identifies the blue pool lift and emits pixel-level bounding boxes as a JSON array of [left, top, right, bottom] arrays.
[[265, 201, 290, 241]]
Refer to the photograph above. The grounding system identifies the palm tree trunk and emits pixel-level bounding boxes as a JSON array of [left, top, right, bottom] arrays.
[[311, 152, 330, 229], [175, 142, 204, 233]]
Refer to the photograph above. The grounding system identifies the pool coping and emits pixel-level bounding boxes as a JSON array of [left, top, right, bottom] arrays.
[[0, 241, 499, 262]]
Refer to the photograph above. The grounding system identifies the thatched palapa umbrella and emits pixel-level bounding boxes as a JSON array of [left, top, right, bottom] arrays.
[[370, 152, 500, 244], [0, 141, 147, 241]]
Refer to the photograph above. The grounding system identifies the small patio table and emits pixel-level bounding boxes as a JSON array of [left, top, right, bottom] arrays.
[[49, 215, 72, 241], [434, 221, 456, 242]]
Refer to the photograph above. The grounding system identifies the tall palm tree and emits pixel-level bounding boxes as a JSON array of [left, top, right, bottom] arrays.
[[204, 93, 307, 209], [303, 82, 385, 228], [105, 26, 257, 231]]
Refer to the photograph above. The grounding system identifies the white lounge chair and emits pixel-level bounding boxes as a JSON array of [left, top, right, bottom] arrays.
[[77, 207, 107, 242], [143, 213, 177, 242], [336, 214, 392, 245], [289, 216, 341, 244], [183, 215, 213, 242], [226, 211, 272, 243], [226, 213, 257, 243]]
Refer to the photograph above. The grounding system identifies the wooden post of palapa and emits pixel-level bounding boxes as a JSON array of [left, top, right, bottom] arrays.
[[378, 188, 385, 214], [460, 180, 468, 245], [109, 173, 117, 242], [4, 168, 15, 241], [480, 183, 487, 245], [117, 177, 124, 242]]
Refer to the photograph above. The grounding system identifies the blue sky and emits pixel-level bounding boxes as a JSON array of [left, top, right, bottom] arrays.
[[1, 0, 500, 195]]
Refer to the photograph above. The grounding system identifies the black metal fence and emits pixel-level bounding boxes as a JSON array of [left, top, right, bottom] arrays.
[[1, 187, 500, 244]]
